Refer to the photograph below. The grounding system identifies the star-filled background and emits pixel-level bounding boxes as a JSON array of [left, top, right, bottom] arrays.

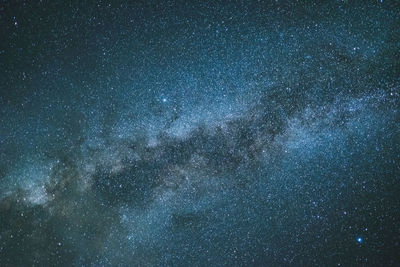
[[0, 0, 399, 266]]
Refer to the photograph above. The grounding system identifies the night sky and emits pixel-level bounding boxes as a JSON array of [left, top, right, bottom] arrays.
[[1, 0, 400, 266]]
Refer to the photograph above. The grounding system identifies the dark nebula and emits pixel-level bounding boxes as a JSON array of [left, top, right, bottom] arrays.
[[0, 1, 399, 266]]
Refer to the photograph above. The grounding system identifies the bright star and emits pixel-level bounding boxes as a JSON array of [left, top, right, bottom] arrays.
[[357, 237, 363, 243]]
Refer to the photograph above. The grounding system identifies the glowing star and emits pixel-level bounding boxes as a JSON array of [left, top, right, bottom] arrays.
[[162, 98, 167, 103], [357, 237, 363, 244]]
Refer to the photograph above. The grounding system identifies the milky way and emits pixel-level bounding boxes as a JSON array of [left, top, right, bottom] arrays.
[[0, 1, 399, 266]]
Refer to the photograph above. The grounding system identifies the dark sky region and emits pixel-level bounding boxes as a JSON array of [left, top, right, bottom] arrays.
[[0, 0, 399, 266]]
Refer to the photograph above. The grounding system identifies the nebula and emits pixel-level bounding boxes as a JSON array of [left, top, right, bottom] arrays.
[[0, 1, 399, 266]]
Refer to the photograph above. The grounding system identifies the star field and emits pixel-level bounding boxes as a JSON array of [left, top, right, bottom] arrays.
[[0, 1, 399, 266]]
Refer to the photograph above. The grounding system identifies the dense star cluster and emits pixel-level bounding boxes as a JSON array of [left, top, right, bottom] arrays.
[[0, 1, 399, 266]]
